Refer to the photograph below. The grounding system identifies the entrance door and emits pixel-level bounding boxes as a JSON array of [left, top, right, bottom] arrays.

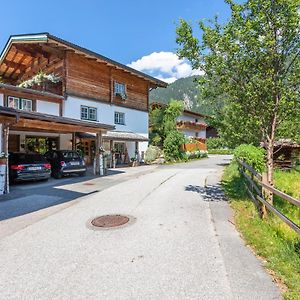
[[8, 135, 20, 152], [78, 139, 95, 165], [114, 142, 128, 164]]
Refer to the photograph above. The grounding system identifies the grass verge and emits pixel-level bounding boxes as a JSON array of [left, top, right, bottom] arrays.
[[208, 149, 233, 155], [222, 162, 300, 300]]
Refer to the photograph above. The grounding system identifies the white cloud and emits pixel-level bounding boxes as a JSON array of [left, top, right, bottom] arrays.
[[128, 51, 204, 84]]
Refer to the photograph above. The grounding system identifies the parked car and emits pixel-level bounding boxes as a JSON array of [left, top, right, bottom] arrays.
[[9, 152, 51, 183], [45, 150, 86, 179]]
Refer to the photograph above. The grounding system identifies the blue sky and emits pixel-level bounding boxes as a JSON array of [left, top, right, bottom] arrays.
[[0, 0, 232, 83]]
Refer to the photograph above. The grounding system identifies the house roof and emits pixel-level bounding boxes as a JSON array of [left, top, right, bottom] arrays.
[[76, 131, 148, 142], [103, 131, 148, 142], [150, 102, 211, 119], [261, 139, 300, 149], [0, 33, 168, 88]]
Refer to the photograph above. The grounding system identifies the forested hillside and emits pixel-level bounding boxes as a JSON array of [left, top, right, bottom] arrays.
[[150, 76, 213, 116]]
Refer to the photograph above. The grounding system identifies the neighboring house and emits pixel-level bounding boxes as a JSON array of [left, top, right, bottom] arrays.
[[150, 102, 208, 143], [0, 33, 167, 168]]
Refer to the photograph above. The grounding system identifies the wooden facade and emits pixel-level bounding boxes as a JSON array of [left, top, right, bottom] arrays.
[[0, 33, 167, 113]]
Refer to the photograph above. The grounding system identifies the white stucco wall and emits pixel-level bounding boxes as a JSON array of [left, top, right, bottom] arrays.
[[177, 113, 205, 124], [0, 93, 4, 106], [181, 129, 206, 139], [64, 95, 149, 159], [60, 134, 73, 150], [36, 100, 60, 116], [64, 95, 148, 135]]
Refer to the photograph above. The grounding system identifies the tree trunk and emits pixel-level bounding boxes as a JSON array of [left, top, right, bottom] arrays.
[[265, 140, 274, 205], [264, 111, 278, 206]]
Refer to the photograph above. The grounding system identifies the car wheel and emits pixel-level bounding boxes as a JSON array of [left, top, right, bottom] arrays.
[[79, 171, 86, 177], [53, 171, 63, 179]]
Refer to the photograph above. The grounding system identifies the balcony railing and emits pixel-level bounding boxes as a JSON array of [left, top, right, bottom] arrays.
[[177, 120, 207, 131]]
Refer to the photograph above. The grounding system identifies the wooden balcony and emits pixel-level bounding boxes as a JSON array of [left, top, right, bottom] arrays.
[[177, 120, 207, 131]]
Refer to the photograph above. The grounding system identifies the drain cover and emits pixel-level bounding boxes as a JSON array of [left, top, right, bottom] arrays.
[[91, 215, 130, 228]]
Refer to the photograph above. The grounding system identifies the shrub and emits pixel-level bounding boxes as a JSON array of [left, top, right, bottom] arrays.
[[234, 144, 266, 173], [206, 137, 226, 150], [163, 131, 185, 161], [145, 145, 162, 163]]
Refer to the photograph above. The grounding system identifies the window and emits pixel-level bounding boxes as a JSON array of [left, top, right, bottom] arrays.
[[21, 99, 32, 111], [114, 82, 127, 100], [7, 96, 32, 111], [8, 96, 19, 109], [114, 82, 125, 95], [114, 112, 125, 125], [81, 106, 97, 121]]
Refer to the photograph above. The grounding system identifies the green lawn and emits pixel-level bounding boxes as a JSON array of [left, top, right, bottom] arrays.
[[222, 162, 300, 300]]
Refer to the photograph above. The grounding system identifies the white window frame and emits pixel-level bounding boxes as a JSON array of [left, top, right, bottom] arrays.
[[114, 111, 125, 125], [7, 96, 32, 111], [8, 96, 20, 109], [21, 99, 33, 111], [81, 105, 97, 121], [114, 82, 126, 95]]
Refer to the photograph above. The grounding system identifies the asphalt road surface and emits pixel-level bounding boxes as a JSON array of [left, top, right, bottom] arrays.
[[0, 155, 281, 299]]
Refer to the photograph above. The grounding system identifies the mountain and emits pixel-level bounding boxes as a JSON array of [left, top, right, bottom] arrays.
[[150, 76, 212, 115]]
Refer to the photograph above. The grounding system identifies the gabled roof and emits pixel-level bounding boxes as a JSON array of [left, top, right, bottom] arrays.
[[150, 102, 212, 119], [0, 32, 168, 88]]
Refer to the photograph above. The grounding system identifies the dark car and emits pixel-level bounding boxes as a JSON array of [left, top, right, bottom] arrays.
[[45, 150, 86, 179], [9, 152, 51, 183]]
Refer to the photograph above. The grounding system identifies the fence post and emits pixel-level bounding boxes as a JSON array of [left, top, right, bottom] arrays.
[[261, 172, 268, 218]]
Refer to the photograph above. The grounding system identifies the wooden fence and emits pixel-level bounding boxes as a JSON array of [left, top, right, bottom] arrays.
[[237, 159, 300, 235]]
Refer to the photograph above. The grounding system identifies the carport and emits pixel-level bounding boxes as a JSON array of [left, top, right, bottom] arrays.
[[0, 106, 114, 194]]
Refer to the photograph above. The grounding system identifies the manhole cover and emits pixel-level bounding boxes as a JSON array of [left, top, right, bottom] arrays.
[[91, 215, 130, 228]]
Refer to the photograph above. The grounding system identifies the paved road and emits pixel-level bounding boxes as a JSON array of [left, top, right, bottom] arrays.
[[0, 155, 281, 299]]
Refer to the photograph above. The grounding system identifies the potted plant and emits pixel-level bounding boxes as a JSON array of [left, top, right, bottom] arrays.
[[116, 92, 128, 100], [0, 152, 8, 165], [18, 71, 61, 91], [130, 157, 138, 167]]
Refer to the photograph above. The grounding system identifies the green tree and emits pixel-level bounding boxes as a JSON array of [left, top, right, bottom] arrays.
[[176, 0, 300, 199], [149, 100, 184, 146]]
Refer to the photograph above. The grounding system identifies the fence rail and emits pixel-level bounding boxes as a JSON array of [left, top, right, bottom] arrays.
[[237, 159, 300, 235]]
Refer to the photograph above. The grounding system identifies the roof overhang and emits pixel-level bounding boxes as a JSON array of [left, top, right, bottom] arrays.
[[0, 106, 114, 134], [103, 131, 148, 142], [0, 33, 168, 88], [76, 131, 148, 142]]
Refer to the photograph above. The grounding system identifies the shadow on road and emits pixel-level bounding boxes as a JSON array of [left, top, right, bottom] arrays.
[[0, 168, 126, 221], [185, 184, 228, 202]]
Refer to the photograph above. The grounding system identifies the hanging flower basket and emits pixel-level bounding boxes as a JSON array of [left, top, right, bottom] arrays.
[[0, 158, 7, 165], [0, 152, 8, 165]]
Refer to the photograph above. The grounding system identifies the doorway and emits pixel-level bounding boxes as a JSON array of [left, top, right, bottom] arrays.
[[114, 142, 128, 165]]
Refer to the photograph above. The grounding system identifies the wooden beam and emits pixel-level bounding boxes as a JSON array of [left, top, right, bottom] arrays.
[[95, 132, 101, 175], [11, 45, 33, 58], [3, 59, 27, 72], [12, 118, 104, 133], [2, 124, 10, 194]]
